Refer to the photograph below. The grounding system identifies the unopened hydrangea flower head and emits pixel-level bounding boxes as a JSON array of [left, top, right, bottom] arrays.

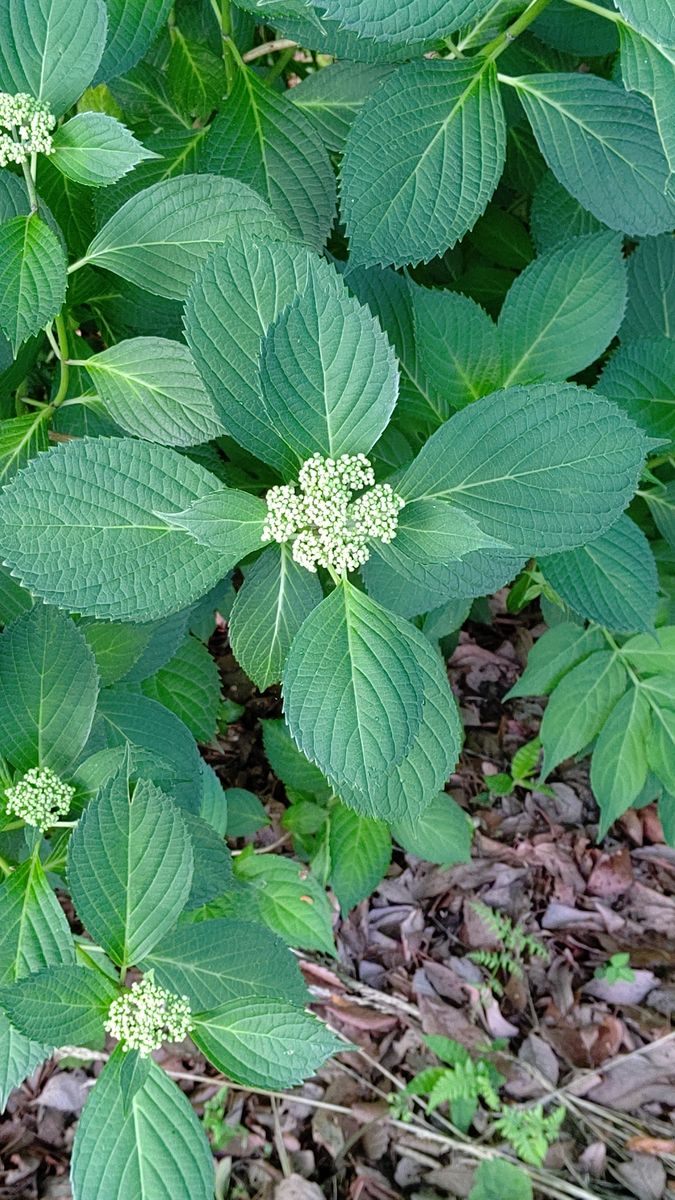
[[4, 766, 75, 830], [0, 92, 55, 168], [105, 976, 193, 1057], [262, 453, 405, 574]]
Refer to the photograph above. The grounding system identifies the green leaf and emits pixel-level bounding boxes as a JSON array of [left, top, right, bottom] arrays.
[[0, 1012, 46, 1110], [68, 777, 193, 967], [192, 997, 341, 1089], [167, 30, 224, 121], [619, 27, 675, 187], [94, 689, 204, 813], [593, 688, 652, 836], [158, 487, 267, 566], [77, 174, 292, 299], [597, 337, 675, 444], [619, 236, 672, 343], [96, 0, 173, 82], [507, 624, 610, 702], [142, 918, 308, 1010], [615, 0, 675, 47], [0, 410, 49, 484], [328, 803, 391, 915], [498, 232, 627, 386], [622, 236, 675, 341], [0, 607, 98, 774], [0, 215, 67, 353], [224, 788, 270, 836], [261, 719, 331, 798], [0, 438, 227, 620], [622, 627, 675, 675], [0, 0, 107, 115], [512, 73, 675, 237], [469, 1158, 532, 1200], [182, 813, 234, 910], [259, 259, 398, 469], [398, 383, 647, 555], [230, 545, 323, 691], [202, 64, 335, 248], [540, 652, 628, 777], [530, 172, 605, 254], [363, 545, 525, 617], [83, 337, 224, 446], [412, 286, 502, 414], [0, 854, 74, 985], [319, 0, 494, 44], [540, 516, 658, 634], [184, 233, 314, 465], [393, 792, 472, 865], [51, 112, 156, 187], [647, 699, 675, 792], [289, 61, 392, 153], [0, 964, 118, 1047], [139, 635, 221, 742], [283, 582, 425, 795], [645, 482, 675, 547], [329, 626, 462, 822], [80, 619, 153, 686], [71, 1050, 214, 1200], [374, 501, 505, 582], [233, 852, 336, 954], [342, 59, 506, 267]]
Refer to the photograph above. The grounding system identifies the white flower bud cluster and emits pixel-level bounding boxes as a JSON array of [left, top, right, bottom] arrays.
[[262, 452, 405, 574], [105, 977, 193, 1057], [0, 92, 55, 168], [4, 766, 75, 830]]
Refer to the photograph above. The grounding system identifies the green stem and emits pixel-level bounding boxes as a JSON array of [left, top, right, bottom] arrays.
[[458, 0, 509, 51], [481, 0, 555, 59], [51, 311, 71, 409], [265, 45, 296, 85], [20, 158, 39, 214], [562, 0, 622, 20]]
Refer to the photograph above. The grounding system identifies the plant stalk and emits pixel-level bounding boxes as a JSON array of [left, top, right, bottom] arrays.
[[50, 312, 71, 409], [481, 0, 555, 59], [562, 0, 622, 20]]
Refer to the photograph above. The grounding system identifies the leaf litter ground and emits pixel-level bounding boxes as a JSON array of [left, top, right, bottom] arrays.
[[2, 592, 675, 1200]]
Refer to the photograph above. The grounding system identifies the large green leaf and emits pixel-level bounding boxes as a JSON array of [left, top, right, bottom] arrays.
[[0, 0, 107, 114], [398, 383, 646, 555], [167, 30, 224, 122], [139, 634, 221, 741], [96, 0, 173, 82], [597, 337, 675, 444], [393, 792, 472, 865], [530, 172, 605, 254], [159, 487, 268, 565], [202, 64, 335, 248], [0, 607, 98, 775], [363, 543, 524, 617], [622, 236, 675, 341], [259, 258, 398, 469], [341, 59, 506, 268], [0, 965, 118, 1047], [71, 1051, 214, 1200], [328, 804, 391, 915], [615, 0, 675, 47], [262, 718, 331, 798], [372, 501, 503, 587], [540, 516, 658, 634], [81, 619, 153, 686], [319, 0, 494, 44], [512, 73, 675, 236], [192, 997, 341, 1089], [498, 232, 626, 386], [0, 215, 67, 352], [83, 337, 224, 446], [0, 410, 49, 484], [233, 852, 336, 954], [0, 1012, 46, 1111], [0, 438, 226, 621], [68, 777, 193, 968], [51, 112, 156, 187], [93, 689, 204, 812], [540, 652, 628, 776], [592, 687, 652, 835], [506, 624, 606, 699], [184, 233, 314, 466], [142, 918, 308, 1010], [289, 61, 392, 153], [283, 582, 425, 795], [412, 286, 502, 415], [619, 26, 675, 187], [229, 545, 323, 691], [75, 174, 292, 299]]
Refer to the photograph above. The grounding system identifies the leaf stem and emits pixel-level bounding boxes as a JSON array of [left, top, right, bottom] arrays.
[[51, 312, 71, 409], [561, 0, 623, 20], [265, 45, 297, 85], [21, 158, 39, 214], [242, 38, 298, 63], [481, 0, 555, 60]]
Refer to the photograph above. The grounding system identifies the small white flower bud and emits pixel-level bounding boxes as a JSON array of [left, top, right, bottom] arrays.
[[105, 977, 193, 1057], [4, 766, 75, 831]]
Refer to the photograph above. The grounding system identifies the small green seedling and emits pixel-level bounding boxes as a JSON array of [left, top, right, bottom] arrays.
[[594, 952, 635, 984]]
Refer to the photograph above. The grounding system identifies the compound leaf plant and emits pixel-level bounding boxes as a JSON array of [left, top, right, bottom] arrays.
[[0, 0, 671, 1194]]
